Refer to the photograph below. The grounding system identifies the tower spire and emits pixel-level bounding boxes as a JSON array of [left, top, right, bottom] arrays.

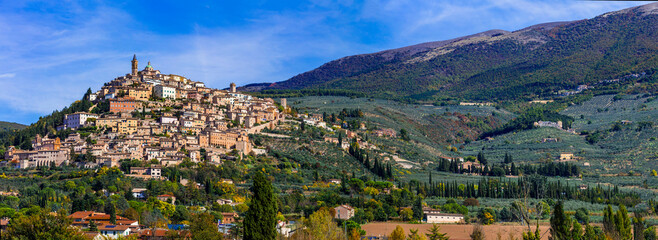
[[131, 54, 138, 76]]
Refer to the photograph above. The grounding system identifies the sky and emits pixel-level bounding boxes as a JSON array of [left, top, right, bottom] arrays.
[[0, 0, 649, 125]]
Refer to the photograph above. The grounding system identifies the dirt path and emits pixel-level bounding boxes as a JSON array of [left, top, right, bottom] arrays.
[[361, 222, 551, 240]]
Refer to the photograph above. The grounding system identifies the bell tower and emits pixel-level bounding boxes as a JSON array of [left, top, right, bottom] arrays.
[[131, 54, 138, 76]]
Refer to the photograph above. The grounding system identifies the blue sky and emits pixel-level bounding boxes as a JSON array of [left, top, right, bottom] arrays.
[[0, 0, 648, 125]]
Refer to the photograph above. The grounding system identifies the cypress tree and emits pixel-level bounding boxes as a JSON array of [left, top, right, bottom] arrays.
[[244, 171, 277, 240], [550, 201, 571, 240], [412, 197, 424, 221]]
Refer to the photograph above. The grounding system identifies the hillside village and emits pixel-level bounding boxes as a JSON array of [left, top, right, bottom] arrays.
[[3, 55, 283, 170]]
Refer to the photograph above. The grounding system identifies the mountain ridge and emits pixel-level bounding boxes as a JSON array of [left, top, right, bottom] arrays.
[[243, 2, 658, 102]]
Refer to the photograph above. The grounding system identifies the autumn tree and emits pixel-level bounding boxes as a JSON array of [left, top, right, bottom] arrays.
[[302, 208, 343, 240], [389, 225, 406, 240]]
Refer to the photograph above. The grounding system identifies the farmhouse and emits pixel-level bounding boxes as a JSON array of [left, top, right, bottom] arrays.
[[426, 213, 464, 224], [559, 153, 575, 161], [334, 205, 355, 220]]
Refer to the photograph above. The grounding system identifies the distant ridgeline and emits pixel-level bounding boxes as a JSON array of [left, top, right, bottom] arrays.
[[0, 90, 94, 152], [247, 3, 658, 104]]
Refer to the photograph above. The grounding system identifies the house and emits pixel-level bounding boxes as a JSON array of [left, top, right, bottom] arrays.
[[132, 188, 147, 199], [333, 205, 355, 220], [216, 198, 235, 206], [423, 207, 441, 215], [426, 213, 464, 224], [156, 194, 176, 204], [560, 153, 575, 161], [98, 225, 131, 239], [0, 218, 9, 233], [220, 212, 238, 224], [64, 112, 99, 129]]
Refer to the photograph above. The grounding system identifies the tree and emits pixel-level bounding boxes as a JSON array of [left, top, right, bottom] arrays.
[[88, 220, 98, 232], [574, 208, 589, 225], [412, 198, 424, 221], [470, 224, 485, 240], [408, 228, 428, 240], [477, 152, 487, 165], [426, 224, 449, 240], [550, 201, 572, 240], [399, 129, 410, 141], [615, 205, 632, 240], [604, 205, 617, 238], [244, 171, 278, 240], [302, 209, 343, 240], [645, 226, 657, 240], [504, 152, 513, 164], [190, 212, 223, 240], [633, 212, 646, 240], [400, 208, 413, 222], [4, 209, 86, 240], [389, 225, 406, 240], [523, 225, 541, 240]]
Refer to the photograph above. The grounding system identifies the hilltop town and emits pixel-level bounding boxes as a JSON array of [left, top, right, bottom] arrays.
[[4, 55, 283, 170]]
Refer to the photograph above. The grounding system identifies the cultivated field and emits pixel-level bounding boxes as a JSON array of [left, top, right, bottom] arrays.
[[361, 222, 551, 240]]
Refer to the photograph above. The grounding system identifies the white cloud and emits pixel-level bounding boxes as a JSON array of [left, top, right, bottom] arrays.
[[361, 0, 647, 45], [0, 73, 15, 78]]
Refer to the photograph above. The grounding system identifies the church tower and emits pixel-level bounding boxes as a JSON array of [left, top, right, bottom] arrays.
[[131, 54, 138, 76]]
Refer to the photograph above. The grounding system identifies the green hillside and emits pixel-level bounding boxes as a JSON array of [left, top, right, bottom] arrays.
[[0, 121, 26, 132], [260, 3, 658, 103], [458, 94, 658, 176]]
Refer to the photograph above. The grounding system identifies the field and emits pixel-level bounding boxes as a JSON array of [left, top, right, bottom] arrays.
[[361, 222, 551, 240]]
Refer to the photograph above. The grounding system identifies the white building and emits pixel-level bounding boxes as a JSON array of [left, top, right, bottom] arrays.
[[154, 85, 176, 99], [426, 213, 464, 223], [98, 225, 131, 239], [64, 112, 99, 129]]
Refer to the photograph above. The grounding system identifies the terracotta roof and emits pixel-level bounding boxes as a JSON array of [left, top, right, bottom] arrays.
[[139, 228, 169, 237], [98, 224, 131, 231], [68, 211, 100, 219]]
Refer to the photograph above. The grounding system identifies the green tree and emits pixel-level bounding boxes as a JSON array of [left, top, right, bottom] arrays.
[[4, 209, 86, 240], [88, 220, 98, 232], [389, 225, 406, 240], [550, 201, 571, 240], [523, 226, 541, 240], [426, 224, 449, 240], [412, 198, 424, 221], [408, 228, 428, 240], [616, 205, 632, 240], [575, 208, 589, 225], [244, 171, 277, 240], [645, 226, 657, 240], [633, 212, 645, 240], [399, 129, 410, 141], [190, 212, 223, 240], [477, 152, 487, 165], [504, 152, 513, 164], [400, 208, 413, 222]]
